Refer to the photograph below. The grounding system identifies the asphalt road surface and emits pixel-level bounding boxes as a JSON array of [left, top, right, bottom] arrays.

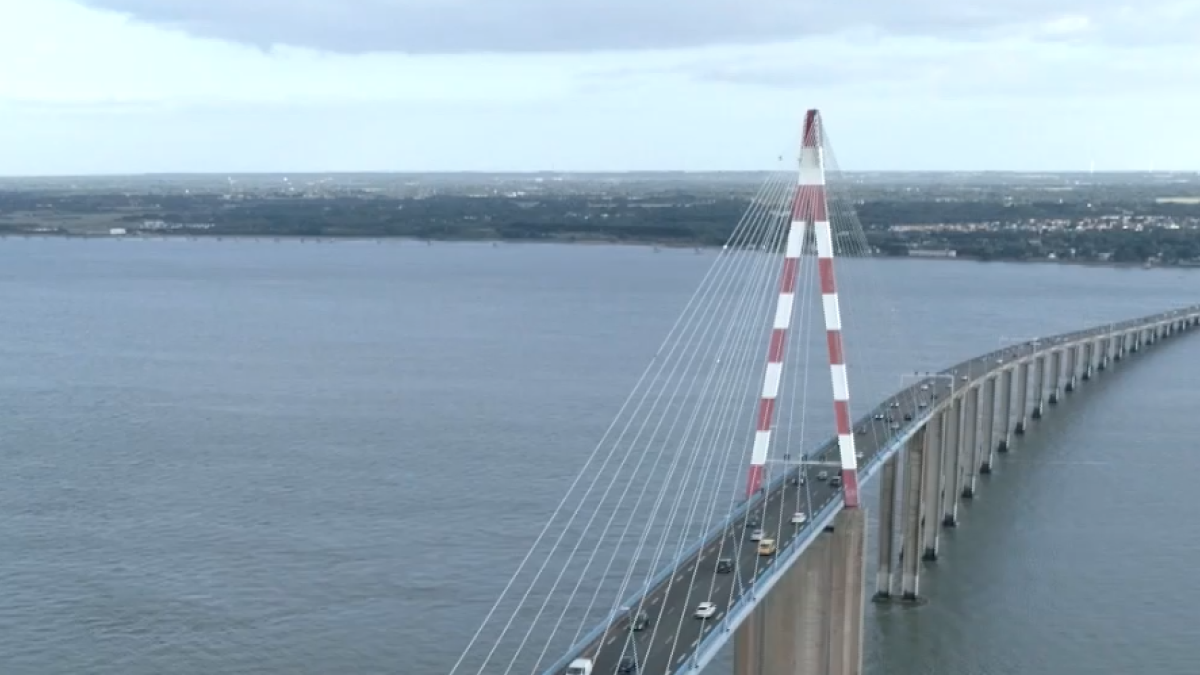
[[557, 309, 1194, 675]]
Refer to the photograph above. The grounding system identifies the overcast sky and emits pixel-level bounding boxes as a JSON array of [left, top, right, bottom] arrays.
[[1, 0, 1197, 175]]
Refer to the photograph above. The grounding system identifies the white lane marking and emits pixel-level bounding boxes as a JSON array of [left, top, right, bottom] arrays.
[[650, 596, 660, 605], [715, 612, 725, 621], [692, 638, 700, 647], [686, 564, 694, 572], [665, 638, 674, 646], [677, 654, 688, 665]]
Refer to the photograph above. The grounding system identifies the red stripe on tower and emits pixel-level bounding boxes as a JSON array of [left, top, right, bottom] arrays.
[[743, 130, 811, 497], [799, 109, 862, 508]]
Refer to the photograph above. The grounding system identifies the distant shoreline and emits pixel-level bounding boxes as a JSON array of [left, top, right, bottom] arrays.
[[3, 231, 1196, 271]]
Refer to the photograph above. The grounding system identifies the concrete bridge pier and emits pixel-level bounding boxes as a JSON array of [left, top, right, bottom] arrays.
[[978, 375, 998, 474], [733, 606, 764, 675], [940, 396, 964, 527], [736, 512, 865, 675], [1013, 361, 1030, 435], [736, 529, 830, 675], [1064, 345, 1079, 392], [1082, 341, 1095, 379], [827, 509, 866, 675], [899, 425, 930, 596], [996, 368, 1014, 452], [960, 386, 982, 498], [1030, 355, 1046, 420], [873, 453, 901, 601], [920, 411, 946, 560], [1047, 350, 1062, 404]]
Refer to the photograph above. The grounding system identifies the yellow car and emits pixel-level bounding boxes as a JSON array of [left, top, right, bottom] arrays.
[[757, 539, 777, 556]]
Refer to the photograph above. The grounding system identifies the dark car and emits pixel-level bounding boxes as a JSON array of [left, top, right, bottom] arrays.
[[618, 656, 638, 673], [630, 612, 650, 631], [903, 412, 913, 421], [716, 558, 735, 574]]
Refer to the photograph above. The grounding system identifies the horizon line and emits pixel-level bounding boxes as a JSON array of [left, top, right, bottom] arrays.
[[2, 169, 1197, 179]]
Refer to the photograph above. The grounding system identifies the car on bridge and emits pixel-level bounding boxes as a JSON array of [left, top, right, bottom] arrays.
[[629, 612, 650, 631], [694, 601, 718, 619], [716, 558, 735, 574], [566, 657, 593, 675], [791, 512, 808, 525], [757, 539, 777, 555]]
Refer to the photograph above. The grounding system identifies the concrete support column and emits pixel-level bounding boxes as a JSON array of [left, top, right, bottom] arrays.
[[997, 367, 1014, 452], [734, 603, 764, 675], [738, 529, 835, 675], [958, 386, 980, 498], [978, 376, 998, 474], [1082, 341, 1094, 379], [899, 425, 928, 596], [827, 509, 866, 675], [1014, 361, 1030, 434], [1030, 355, 1046, 419], [759, 558, 799, 675], [920, 411, 945, 560], [1047, 350, 1062, 404], [873, 453, 901, 600], [1064, 345, 1078, 391], [940, 396, 963, 527]]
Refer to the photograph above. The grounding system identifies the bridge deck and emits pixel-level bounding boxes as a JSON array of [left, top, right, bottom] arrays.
[[546, 308, 1196, 675]]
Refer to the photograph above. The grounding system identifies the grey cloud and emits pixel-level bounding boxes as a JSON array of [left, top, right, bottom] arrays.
[[76, 0, 1174, 54], [682, 46, 1200, 98]]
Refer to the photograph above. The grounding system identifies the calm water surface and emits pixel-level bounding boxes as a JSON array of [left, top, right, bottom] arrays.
[[0, 238, 1197, 675]]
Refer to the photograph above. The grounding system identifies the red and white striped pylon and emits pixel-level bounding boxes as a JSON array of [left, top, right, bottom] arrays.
[[743, 109, 861, 508]]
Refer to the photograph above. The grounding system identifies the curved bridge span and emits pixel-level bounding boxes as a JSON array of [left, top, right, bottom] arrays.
[[544, 306, 1200, 675]]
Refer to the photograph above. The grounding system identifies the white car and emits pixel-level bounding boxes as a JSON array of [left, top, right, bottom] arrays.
[[960, 375, 968, 381], [790, 512, 807, 525], [749, 528, 765, 541], [920, 384, 930, 391], [566, 658, 593, 675], [694, 602, 718, 619]]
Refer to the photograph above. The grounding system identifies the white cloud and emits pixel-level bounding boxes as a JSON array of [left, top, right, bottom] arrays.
[[74, 0, 1200, 54], [0, 1, 582, 107], [0, 1, 1197, 174]]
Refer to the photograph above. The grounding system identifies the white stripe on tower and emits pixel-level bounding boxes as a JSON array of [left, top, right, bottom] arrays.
[[800, 108, 862, 508], [743, 178, 808, 497]]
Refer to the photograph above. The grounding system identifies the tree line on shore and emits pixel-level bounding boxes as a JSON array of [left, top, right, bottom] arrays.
[[1, 190, 1197, 265]]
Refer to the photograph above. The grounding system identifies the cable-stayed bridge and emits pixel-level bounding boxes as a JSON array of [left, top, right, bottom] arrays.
[[446, 109, 1200, 675]]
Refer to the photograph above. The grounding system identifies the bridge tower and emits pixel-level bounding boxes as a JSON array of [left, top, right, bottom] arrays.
[[734, 109, 867, 675]]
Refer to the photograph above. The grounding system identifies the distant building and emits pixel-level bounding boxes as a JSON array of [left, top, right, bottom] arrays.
[[109, 228, 127, 236], [907, 248, 957, 258]]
